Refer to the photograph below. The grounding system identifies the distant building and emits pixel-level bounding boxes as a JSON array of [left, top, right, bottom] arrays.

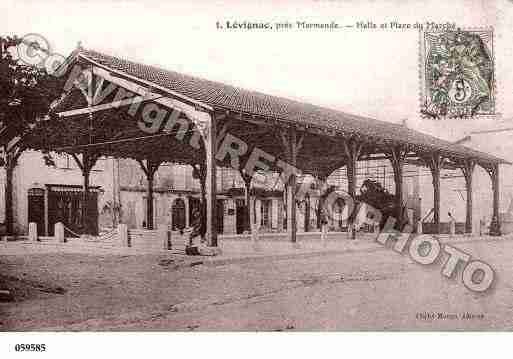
[[447, 126, 513, 233], [0, 150, 112, 236]]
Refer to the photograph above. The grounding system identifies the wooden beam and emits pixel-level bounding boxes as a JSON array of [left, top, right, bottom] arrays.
[[82, 56, 213, 111], [491, 164, 501, 236], [386, 145, 407, 230], [71, 151, 101, 234], [304, 193, 310, 233], [239, 169, 252, 233], [482, 163, 501, 236], [137, 158, 162, 230], [57, 94, 161, 118], [427, 153, 443, 234], [279, 127, 304, 245], [86, 65, 213, 126], [136, 158, 149, 177], [71, 153, 84, 171], [460, 160, 476, 234], [342, 138, 363, 239], [192, 163, 207, 240], [52, 130, 195, 153], [343, 138, 363, 197], [231, 128, 273, 138], [204, 112, 218, 247], [360, 152, 418, 161]]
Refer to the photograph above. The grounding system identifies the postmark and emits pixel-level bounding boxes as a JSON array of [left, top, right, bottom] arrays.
[[419, 28, 495, 119]]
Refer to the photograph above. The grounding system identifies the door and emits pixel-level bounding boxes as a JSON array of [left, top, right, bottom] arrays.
[[28, 189, 45, 236], [216, 199, 224, 234], [189, 197, 201, 221], [235, 199, 245, 234], [260, 199, 271, 229], [187, 197, 224, 234], [47, 190, 98, 236], [171, 198, 186, 231]]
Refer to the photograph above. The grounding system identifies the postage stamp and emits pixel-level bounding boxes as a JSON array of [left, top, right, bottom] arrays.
[[419, 28, 495, 119]]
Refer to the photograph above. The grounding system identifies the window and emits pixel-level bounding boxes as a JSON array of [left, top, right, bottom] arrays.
[[52, 154, 105, 172], [54, 153, 78, 170], [260, 200, 271, 228], [172, 165, 188, 190]]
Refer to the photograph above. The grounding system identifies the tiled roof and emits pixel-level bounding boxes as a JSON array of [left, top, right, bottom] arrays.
[[74, 49, 507, 165]]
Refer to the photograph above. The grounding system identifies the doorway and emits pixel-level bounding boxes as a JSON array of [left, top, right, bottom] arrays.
[[28, 188, 45, 236], [171, 198, 186, 231], [235, 199, 246, 234]]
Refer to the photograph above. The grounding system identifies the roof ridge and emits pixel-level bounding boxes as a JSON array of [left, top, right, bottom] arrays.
[[78, 48, 391, 124]]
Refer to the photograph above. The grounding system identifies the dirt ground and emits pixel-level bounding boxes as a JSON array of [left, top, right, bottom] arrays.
[[1, 238, 512, 331]]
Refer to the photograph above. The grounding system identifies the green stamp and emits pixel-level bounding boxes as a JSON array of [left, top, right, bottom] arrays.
[[420, 28, 495, 119]]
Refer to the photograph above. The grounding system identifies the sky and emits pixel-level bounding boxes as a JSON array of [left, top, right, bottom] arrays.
[[2, 0, 512, 139]]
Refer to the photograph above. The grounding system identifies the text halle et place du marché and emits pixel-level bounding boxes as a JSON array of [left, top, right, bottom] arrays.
[[356, 20, 456, 30]]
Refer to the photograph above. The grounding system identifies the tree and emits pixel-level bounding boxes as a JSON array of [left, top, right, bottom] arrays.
[[0, 36, 62, 234]]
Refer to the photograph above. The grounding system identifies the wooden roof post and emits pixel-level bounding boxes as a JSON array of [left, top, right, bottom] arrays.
[[483, 163, 501, 236], [386, 145, 407, 230], [192, 163, 207, 241], [316, 175, 327, 231], [427, 153, 442, 235], [147, 162, 155, 230], [72, 152, 101, 235], [304, 192, 311, 233], [190, 109, 229, 247], [205, 112, 218, 247], [137, 158, 162, 230], [343, 138, 363, 239], [239, 169, 252, 233], [280, 127, 304, 246], [460, 160, 476, 234]]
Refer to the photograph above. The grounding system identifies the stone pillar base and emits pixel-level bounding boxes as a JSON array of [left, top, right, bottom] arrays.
[[489, 220, 501, 236], [198, 245, 222, 256], [28, 222, 38, 242], [118, 224, 129, 247], [55, 222, 65, 243]]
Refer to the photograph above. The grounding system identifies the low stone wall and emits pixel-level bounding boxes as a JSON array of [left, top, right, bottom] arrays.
[[422, 222, 465, 234], [220, 231, 375, 242]]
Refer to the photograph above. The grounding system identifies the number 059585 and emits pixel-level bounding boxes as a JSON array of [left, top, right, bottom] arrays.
[[14, 344, 46, 352]]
